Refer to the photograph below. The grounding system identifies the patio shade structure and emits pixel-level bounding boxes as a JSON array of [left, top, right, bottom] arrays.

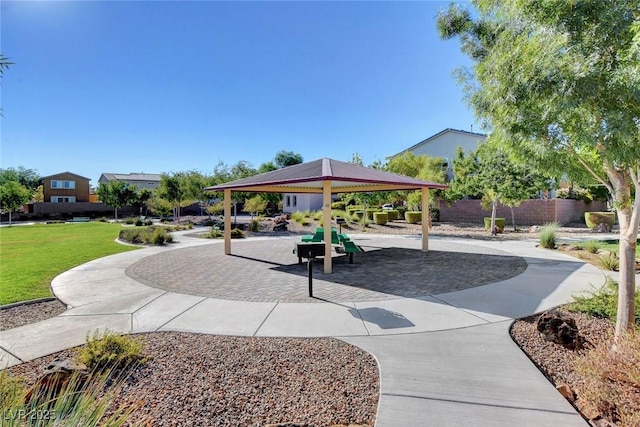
[[205, 157, 448, 273]]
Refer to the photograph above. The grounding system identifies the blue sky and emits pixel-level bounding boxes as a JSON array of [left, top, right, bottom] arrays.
[[1, 1, 478, 185]]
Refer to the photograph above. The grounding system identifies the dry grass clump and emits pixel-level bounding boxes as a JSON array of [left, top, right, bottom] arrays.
[[574, 328, 640, 426]]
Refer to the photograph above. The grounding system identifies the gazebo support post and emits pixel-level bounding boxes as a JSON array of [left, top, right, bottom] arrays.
[[323, 181, 333, 273], [224, 189, 231, 255], [421, 187, 430, 252]]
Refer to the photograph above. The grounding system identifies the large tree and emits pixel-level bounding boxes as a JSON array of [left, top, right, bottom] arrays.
[[0, 181, 32, 226], [0, 166, 40, 190], [96, 181, 138, 220], [438, 0, 640, 339]]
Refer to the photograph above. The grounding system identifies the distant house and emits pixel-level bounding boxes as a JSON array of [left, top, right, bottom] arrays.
[[389, 128, 487, 178], [98, 172, 162, 190], [41, 172, 91, 203]]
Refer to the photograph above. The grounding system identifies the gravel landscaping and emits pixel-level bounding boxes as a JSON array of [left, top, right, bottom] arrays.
[[7, 333, 379, 426], [2, 219, 627, 425]]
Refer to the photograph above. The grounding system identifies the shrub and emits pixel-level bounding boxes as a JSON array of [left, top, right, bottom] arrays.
[[373, 212, 388, 225], [583, 240, 601, 254], [386, 209, 400, 221], [230, 228, 245, 238], [539, 222, 558, 249], [97, 217, 109, 223], [430, 208, 440, 222], [118, 226, 172, 245], [311, 210, 323, 221], [331, 201, 346, 210], [152, 228, 166, 245], [347, 205, 363, 214], [0, 367, 137, 426], [207, 228, 223, 239], [123, 217, 136, 225], [567, 278, 640, 325], [135, 219, 144, 226], [291, 211, 311, 225], [365, 208, 380, 220], [250, 219, 260, 232], [76, 330, 146, 371], [574, 328, 640, 426], [405, 211, 422, 224], [599, 252, 619, 271]]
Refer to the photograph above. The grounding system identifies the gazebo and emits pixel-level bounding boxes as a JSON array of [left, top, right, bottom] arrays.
[[205, 158, 447, 273]]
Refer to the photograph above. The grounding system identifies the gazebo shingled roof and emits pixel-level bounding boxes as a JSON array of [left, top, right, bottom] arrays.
[[206, 158, 448, 193], [205, 158, 447, 273]]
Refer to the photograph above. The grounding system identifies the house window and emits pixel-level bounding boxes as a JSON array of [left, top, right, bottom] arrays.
[[50, 180, 75, 189], [292, 195, 297, 207], [51, 196, 76, 203], [285, 196, 291, 207]]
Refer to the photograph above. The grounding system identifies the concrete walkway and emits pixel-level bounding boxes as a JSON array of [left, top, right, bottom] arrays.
[[1, 231, 608, 426]]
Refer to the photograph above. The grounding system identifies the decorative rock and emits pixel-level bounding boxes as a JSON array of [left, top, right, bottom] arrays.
[[25, 359, 89, 403], [536, 309, 579, 349], [594, 223, 611, 233], [556, 383, 575, 401], [578, 397, 602, 420], [529, 225, 540, 233]]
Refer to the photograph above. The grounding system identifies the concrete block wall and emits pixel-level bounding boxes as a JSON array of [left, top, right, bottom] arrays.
[[438, 199, 607, 226]]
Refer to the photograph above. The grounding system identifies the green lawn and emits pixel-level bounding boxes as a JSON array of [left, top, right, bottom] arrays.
[[0, 222, 139, 305], [575, 238, 640, 257]]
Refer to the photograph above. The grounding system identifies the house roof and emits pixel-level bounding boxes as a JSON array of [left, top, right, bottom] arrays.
[[99, 172, 162, 182], [40, 172, 91, 181], [206, 157, 447, 194], [389, 127, 487, 159]]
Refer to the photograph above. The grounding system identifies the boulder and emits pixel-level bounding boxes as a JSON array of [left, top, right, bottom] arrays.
[[25, 359, 88, 403], [536, 310, 579, 349]]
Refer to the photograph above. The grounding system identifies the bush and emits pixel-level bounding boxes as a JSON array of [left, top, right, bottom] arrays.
[[539, 222, 558, 249], [0, 367, 137, 426], [331, 201, 346, 210], [373, 212, 388, 225], [365, 208, 380, 220], [405, 211, 422, 224], [76, 330, 146, 371], [385, 210, 399, 221], [567, 278, 640, 325], [250, 219, 260, 232], [582, 240, 601, 254], [230, 228, 245, 238], [207, 228, 223, 239], [574, 328, 640, 426], [599, 252, 619, 271], [585, 212, 616, 229], [123, 217, 137, 225], [430, 208, 440, 222], [97, 217, 109, 223], [135, 219, 144, 226], [118, 226, 172, 245]]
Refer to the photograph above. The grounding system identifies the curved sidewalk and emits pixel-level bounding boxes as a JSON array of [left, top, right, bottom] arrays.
[[0, 232, 605, 426]]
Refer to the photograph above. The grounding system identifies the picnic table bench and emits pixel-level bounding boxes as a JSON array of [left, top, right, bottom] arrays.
[[296, 227, 363, 264]]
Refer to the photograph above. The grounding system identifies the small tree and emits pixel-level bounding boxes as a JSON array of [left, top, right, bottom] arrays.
[[243, 195, 268, 221], [448, 143, 550, 234], [96, 181, 138, 220], [0, 181, 32, 225]]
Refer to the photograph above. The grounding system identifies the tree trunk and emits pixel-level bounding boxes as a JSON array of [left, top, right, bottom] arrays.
[[8, 211, 12, 226], [608, 167, 639, 342], [510, 206, 516, 231], [490, 199, 498, 235], [114, 208, 118, 220]]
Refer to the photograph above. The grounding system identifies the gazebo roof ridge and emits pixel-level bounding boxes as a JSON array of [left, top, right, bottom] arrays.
[[205, 157, 448, 193]]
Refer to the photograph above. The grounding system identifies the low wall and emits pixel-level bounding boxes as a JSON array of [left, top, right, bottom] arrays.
[[17, 202, 137, 219], [438, 199, 607, 226]]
